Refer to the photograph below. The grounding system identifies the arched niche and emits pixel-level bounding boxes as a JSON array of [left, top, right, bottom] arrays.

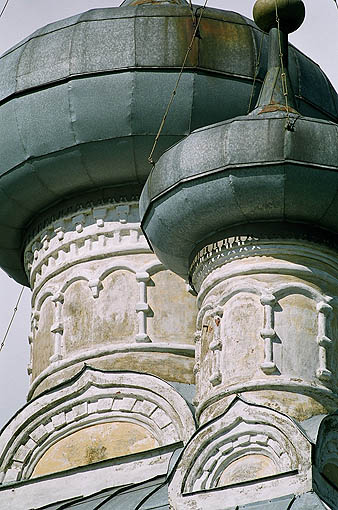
[[31, 421, 159, 478], [274, 294, 318, 377], [217, 453, 277, 487], [63, 270, 138, 354], [221, 292, 263, 382], [147, 270, 196, 344], [32, 297, 54, 380]]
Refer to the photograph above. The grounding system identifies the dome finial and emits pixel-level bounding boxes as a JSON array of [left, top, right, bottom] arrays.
[[251, 0, 306, 117], [253, 0, 305, 34]]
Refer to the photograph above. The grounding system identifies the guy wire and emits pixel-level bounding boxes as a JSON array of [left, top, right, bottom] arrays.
[[0, 286, 25, 353], [274, 0, 291, 130], [0, 0, 10, 19], [148, 0, 209, 166]]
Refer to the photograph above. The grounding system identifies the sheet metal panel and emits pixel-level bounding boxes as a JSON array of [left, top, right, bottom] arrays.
[[0, 161, 56, 214], [291, 492, 328, 509], [131, 71, 193, 135], [198, 15, 255, 77], [69, 74, 133, 142], [140, 483, 168, 509], [0, 45, 22, 100], [297, 50, 337, 117], [0, 102, 27, 171], [191, 74, 255, 129], [32, 147, 93, 198], [135, 15, 197, 68], [239, 494, 295, 509], [14, 85, 75, 158], [16, 26, 74, 91], [70, 18, 136, 76], [79, 138, 137, 187]]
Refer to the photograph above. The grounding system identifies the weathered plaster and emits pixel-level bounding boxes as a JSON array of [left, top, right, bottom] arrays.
[[24, 201, 197, 395], [0, 369, 195, 483]]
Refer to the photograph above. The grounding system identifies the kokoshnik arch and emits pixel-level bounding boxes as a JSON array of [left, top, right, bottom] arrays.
[[0, 0, 337, 508]]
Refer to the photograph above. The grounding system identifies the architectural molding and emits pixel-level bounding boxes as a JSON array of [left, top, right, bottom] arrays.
[[194, 238, 338, 302], [195, 282, 336, 404], [169, 398, 313, 509], [27, 344, 195, 400], [0, 368, 196, 484], [24, 201, 151, 293], [189, 233, 337, 293], [195, 379, 338, 424]]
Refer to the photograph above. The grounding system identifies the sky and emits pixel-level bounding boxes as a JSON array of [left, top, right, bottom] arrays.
[[0, 0, 337, 429]]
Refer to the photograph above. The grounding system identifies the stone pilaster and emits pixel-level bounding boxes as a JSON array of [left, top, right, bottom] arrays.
[[190, 235, 338, 424], [23, 200, 197, 398]]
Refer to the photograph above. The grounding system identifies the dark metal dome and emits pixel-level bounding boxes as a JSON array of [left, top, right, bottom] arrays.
[[0, 3, 337, 284], [140, 111, 338, 281]]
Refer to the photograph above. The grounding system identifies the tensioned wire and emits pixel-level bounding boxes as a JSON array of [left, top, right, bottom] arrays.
[[0, 286, 25, 353], [148, 0, 209, 166], [274, 0, 292, 129], [0, 0, 10, 19]]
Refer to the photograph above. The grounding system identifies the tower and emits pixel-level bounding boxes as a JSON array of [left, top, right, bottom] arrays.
[[0, 0, 337, 508], [141, 0, 338, 508]]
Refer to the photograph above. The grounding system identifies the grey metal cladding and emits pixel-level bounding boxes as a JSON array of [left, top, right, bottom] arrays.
[[239, 494, 295, 509], [31, 147, 92, 197], [140, 114, 338, 280], [131, 71, 193, 135], [16, 26, 74, 90], [191, 75, 255, 128], [134, 15, 196, 68], [15, 85, 75, 157], [198, 14, 255, 76], [98, 481, 165, 509], [68, 74, 133, 142], [0, 101, 27, 170], [290, 492, 330, 509], [291, 46, 337, 118], [70, 18, 136, 75], [139, 484, 169, 509], [0, 161, 56, 213], [0, 44, 23, 99], [0, 5, 335, 120], [0, 3, 337, 286]]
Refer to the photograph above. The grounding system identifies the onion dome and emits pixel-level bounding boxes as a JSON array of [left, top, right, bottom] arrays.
[[140, 0, 338, 286], [0, 1, 337, 285]]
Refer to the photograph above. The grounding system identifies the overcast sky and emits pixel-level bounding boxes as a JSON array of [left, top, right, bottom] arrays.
[[0, 0, 337, 429]]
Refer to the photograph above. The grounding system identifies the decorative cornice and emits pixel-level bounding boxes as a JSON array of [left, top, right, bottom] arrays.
[[195, 378, 338, 423], [190, 234, 338, 293], [24, 201, 150, 290]]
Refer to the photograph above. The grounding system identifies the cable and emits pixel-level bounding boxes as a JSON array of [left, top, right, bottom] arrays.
[[0, 286, 25, 353], [148, 0, 209, 166], [274, 0, 292, 130], [0, 0, 10, 19]]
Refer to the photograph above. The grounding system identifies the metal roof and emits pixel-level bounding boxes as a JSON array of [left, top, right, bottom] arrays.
[[140, 111, 338, 282], [0, 4, 337, 285], [35, 477, 169, 510], [33, 487, 333, 509]]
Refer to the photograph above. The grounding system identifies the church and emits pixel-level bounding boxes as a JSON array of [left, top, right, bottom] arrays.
[[0, 0, 337, 508]]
